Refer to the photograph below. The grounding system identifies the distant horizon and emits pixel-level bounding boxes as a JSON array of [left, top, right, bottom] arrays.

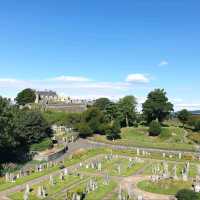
[[0, 1, 200, 111]]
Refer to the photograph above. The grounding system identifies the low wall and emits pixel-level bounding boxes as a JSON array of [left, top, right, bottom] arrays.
[[33, 147, 66, 162]]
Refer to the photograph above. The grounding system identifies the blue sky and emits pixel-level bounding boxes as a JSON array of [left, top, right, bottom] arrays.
[[0, 0, 199, 110]]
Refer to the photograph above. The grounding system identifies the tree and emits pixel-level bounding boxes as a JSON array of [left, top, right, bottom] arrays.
[[82, 107, 104, 133], [104, 102, 120, 123], [177, 109, 191, 127], [175, 189, 200, 200], [76, 123, 92, 138], [106, 120, 121, 140], [13, 110, 52, 145], [93, 98, 111, 111], [194, 120, 200, 131], [149, 120, 162, 136], [142, 89, 173, 123], [118, 96, 137, 127], [15, 88, 36, 105], [0, 97, 16, 152]]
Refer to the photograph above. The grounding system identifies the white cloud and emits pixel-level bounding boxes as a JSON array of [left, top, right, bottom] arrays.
[[126, 74, 150, 83], [158, 60, 168, 66], [51, 76, 91, 82]]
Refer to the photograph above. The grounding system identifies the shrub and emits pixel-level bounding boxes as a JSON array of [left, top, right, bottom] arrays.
[[194, 120, 200, 131], [149, 120, 162, 136], [106, 120, 121, 140], [76, 123, 93, 138], [175, 189, 200, 200]]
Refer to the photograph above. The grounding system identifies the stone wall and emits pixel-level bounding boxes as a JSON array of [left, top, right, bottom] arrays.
[[46, 103, 87, 113], [33, 147, 66, 161]]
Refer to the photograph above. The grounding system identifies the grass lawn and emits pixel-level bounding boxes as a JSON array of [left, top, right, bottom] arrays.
[[137, 179, 192, 195], [91, 126, 196, 151]]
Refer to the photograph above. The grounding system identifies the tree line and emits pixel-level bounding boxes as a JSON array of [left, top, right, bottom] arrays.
[[5, 87, 198, 165], [42, 88, 174, 139]]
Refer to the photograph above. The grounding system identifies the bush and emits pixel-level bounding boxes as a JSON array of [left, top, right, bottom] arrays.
[[106, 120, 121, 140], [175, 189, 200, 200], [149, 120, 162, 136], [77, 123, 93, 138], [194, 120, 200, 131]]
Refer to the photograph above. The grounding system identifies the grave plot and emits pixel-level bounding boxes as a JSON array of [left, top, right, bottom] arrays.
[[79, 154, 147, 176], [56, 176, 117, 200], [9, 170, 90, 200], [141, 160, 198, 177], [137, 160, 200, 195]]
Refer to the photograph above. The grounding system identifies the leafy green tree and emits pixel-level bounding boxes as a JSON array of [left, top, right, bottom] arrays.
[[13, 110, 52, 145], [175, 189, 200, 200], [142, 89, 173, 123], [104, 102, 120, 123], [118, 95, 137, 127], [106, 120, 121, 140], [93, 98, 111, 111], [82, 107, 104, 133], [177, 109, 191, 127], [149, 120, 162, 136], [0, 97, 15, 152], [194, 120, 200, 131], [15, 88, 36, 105], [76, 123, 92, 138]]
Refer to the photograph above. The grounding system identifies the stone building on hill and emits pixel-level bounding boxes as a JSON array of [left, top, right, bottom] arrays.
[[34, 90, 91, 113], [35, 90, 58, 104]]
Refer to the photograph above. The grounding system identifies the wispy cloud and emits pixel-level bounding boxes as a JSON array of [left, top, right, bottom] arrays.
[[126, 74, 150, 83], [51, 76, 91, 82], [0, 74, 151, 99], [158, 60, 168, 67]]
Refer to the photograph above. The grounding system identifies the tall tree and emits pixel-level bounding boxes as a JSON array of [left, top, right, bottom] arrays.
[[15, 88, 36, 105], [142, 89, 173, 123], [104, 102, 119, 123], [0, 97, 15, 152], [118, 95, 137, 127], [177, 109, 191, 127], [13, 110, 52, 145], [93, 98, 111, 111]]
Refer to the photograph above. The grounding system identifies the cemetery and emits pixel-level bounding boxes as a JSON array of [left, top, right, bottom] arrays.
[[0, 146, 200, 200]]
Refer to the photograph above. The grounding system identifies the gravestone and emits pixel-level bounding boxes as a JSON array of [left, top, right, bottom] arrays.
[[137, 148, 140, 156], [173, 165, 178, 180], [64, 168, 68, 175], [162, 153, 166, 158], [23, 190, 29, 200], [49, 175, 55, 186]]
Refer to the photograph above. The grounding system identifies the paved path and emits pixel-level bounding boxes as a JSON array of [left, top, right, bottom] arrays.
[[87, 138, 200, 155]]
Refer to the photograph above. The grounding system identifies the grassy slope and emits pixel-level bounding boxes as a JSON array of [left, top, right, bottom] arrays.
[[91, 126, 196, 151]]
